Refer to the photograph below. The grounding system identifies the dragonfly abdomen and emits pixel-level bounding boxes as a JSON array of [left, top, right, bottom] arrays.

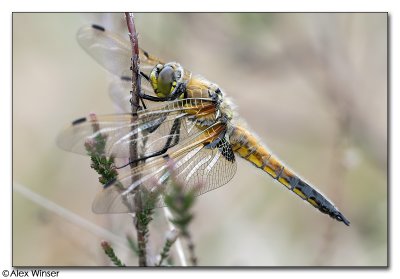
[[229, 125, 349, 225]]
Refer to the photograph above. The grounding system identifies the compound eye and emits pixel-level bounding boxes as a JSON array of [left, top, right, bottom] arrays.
[[156, 66, 175, 97]]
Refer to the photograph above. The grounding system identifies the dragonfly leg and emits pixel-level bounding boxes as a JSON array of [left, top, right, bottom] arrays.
[[140, 71, 150, 81], [116, 118, 181, 169], [138, 90, 167, 102], [122, 74, 149, 109], [146, 113, 168, 134], [128, 92, 147, 110]]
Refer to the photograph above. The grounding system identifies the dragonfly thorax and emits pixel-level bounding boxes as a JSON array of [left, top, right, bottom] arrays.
[[219, 98, 234, 121], [207, 85, 234, 123], [150, 62, 184, 98]]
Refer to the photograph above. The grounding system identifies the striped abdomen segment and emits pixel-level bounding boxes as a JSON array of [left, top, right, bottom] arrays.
[[229, 125, 349, 226]]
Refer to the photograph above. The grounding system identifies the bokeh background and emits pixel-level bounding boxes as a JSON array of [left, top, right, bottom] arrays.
[[13, 13, 387, 266]]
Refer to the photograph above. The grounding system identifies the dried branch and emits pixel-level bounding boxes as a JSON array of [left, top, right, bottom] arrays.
[[125, 12, 141, 113], [125, 12, 150, 267]]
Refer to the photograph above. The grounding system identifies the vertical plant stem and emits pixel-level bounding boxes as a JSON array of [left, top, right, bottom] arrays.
[[125, 12, 147, 267], [125, 12, 141, 113]]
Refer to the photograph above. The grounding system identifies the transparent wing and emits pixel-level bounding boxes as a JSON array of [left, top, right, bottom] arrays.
[[77, 24, 166, 113], [77, 24, 163, 79], [172, 137, 236, 195], [92, 130, 237, 213], [108, 77, 156, 113], [57, 98, 215, 159], [108, 79, 132, 113]]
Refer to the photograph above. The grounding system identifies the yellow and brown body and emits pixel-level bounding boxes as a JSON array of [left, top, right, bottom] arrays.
[[229, 125, 350, 225]]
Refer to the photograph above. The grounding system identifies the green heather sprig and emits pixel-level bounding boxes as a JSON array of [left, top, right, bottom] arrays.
[[84, 113, 126, 266], [134, 185, 164, 266], [83, 113, 118, 185], [101, 241, 125, 267], [157, 229, 179, 266]]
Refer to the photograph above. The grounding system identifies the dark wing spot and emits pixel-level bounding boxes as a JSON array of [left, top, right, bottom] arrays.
[[72, 117, 87, 126], [217, 138, 236, 163], [143, 50, 149, 58], [92, 24, 105, 32], [120, 76, 131, 81]]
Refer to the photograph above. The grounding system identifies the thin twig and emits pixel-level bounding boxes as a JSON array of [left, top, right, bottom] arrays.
[[125, 12, 148, 267], [125, 14, 195, 267], [125, 12, 141, 113]]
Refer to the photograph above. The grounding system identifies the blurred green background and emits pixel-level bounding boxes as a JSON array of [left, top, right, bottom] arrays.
[[13, 13, 387, 266]]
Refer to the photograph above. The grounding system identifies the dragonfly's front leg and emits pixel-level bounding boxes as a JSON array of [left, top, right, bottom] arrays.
[[116, 118, 181, 169]]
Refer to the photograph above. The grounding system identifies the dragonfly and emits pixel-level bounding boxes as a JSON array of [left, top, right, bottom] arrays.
[[57, 24, 350, 226]]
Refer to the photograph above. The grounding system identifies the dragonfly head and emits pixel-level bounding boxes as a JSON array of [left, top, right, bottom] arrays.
[[150, 62, 184, 98]]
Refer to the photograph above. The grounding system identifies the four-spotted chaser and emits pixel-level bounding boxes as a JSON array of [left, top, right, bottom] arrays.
[[57, 24, 350, 226]]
